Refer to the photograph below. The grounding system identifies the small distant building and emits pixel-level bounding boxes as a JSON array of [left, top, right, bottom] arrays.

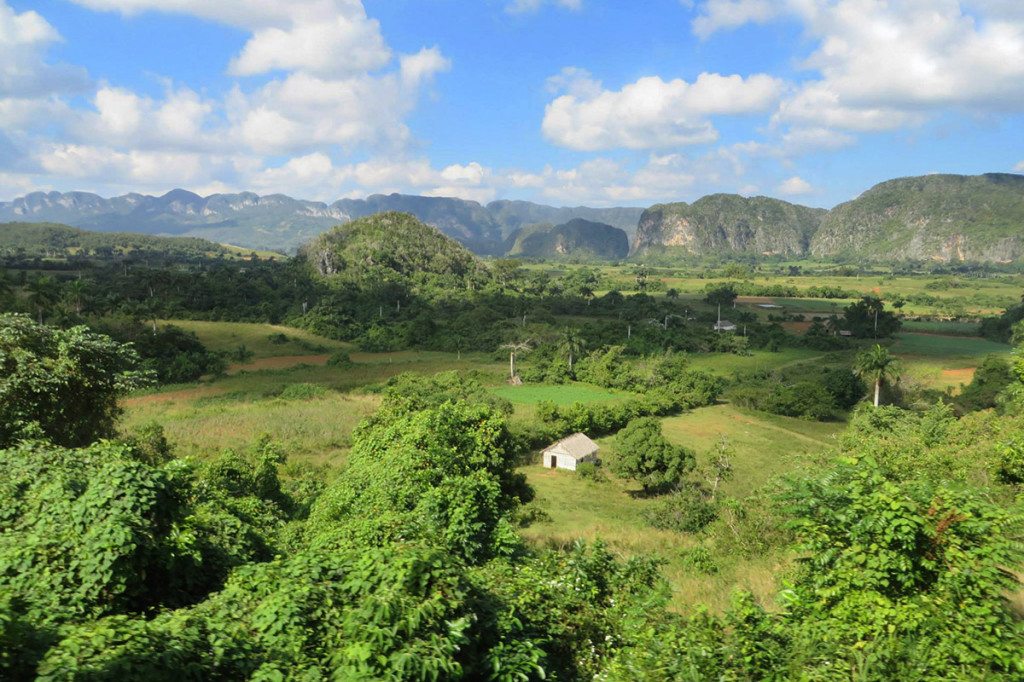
[[713, 320, 738, 332], [542, 433, 599, 471], [839, 330, 854, 337], [757, 303, 782, 309]]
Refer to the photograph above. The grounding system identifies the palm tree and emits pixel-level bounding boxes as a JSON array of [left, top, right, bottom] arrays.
[[855, 344, 901, 407], [64, 278, 88, 315], [0, 269, 11, 302], [559, 327, 586, 376], [500, 340, 532, 381], [26, 276, 58, 324]]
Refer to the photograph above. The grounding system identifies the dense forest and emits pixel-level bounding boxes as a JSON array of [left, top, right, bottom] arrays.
[[1, 212, 1023, 679]]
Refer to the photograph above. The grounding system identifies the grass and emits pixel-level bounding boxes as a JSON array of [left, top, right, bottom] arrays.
[[160, 319, 350, 359], [659, 404, 842, 497], [889, 332, 1011, 391], [891, 332, 1010, 359], [519, 402, 841, 612], [686, 347, 826, 376], [124, 390, 378, 466], [901, 319, 981, 335]]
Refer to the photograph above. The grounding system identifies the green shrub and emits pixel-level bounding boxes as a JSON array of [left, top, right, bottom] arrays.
[[576, 461, 607, 483], [326, 349, 353, 367], [644, 488, 718, 533], [679, 545, 719, 575]]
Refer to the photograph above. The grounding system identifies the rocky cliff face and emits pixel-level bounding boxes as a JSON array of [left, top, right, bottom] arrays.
[[810, 174, 1024, 262], [632, 194, 826, 257]]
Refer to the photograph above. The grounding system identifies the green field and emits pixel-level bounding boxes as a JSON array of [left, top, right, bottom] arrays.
[[890, 332, 1011, 391], [519, 402, 841, 612], [901, 319, 981, 335], [685, 347, 827, 375], [891, 332, 1010, 358], [161, 319, 350, 358]]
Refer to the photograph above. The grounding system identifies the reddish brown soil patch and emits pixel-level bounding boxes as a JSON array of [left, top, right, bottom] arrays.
[[227, 354, 330, 374], [124, 386, 227, 406], [781, 321, 812, 333], [941, 367, 976, 383]]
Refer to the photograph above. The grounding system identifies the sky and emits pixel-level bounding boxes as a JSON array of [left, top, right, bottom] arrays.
[[1, 0, 1023, 208]]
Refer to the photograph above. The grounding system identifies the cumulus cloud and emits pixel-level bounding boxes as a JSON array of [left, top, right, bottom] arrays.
[[0, 1, 89, 98], [8, 0, 453, 197], [778, 127, 856, 155], [72, 1, 391, 79], [542, 71, 783, 151], [1015, 161, 1024, 172], [777, 175, 813, 195], [506, 0, 582, 15], [692, 0, 783, 39], [694, 1, 1024, 131]]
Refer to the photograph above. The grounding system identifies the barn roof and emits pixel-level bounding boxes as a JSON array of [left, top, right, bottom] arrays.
[[546, 433, 599, 459]]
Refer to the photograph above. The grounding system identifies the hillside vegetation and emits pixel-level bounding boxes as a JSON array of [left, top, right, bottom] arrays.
[[507, 218, 629, 261], [811, 173, 1024, 262], [299, 211, 487, 286], [0, 222, 269, 261], [633, 194, 827, 258]]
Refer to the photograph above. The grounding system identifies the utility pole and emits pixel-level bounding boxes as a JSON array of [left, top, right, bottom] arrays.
[[717, 303, 722, 333]]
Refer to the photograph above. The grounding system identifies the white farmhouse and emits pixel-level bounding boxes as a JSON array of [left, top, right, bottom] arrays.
[[712, 319, 738, 332], [542, 433, 599, 471]]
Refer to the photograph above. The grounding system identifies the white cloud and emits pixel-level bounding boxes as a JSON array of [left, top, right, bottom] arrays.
[[545, 67, 602, 98], [1014, 161, 1024, 172], [778, 127, 856, 155], [227, 11, 391, 78], [692, 0, 783, 39], [777, 175, 813, 195], [61, 1, 450, 156], [38, 143, 209, 186], [506, 0, 582, 15], [399, 47, 451, 88], [543, 72, 783, 151], [73, 1, 391, 79], [694, 1, 1024, 131], [0, 1, 88, 97]]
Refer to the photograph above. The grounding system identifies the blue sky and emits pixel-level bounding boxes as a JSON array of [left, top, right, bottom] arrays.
[[2, 0, 1023, 207]]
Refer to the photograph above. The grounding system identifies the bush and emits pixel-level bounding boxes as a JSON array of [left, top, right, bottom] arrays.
[[644, 488, 718, 532], [576, 461, 607, 483], [679, 545, 719, 575], [613, 418, 695, 494], [326, 349, 353, 367]]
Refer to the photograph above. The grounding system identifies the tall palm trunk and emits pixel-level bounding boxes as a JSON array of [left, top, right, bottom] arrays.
[[874, 379, 881, 407]]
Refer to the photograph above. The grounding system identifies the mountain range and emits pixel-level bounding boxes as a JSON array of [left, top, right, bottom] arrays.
[[2, 173, 1022, 262], [0, 189, 643, 257]]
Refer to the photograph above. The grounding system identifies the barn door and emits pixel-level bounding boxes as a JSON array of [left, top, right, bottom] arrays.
[[549, 455, 557, 468]]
